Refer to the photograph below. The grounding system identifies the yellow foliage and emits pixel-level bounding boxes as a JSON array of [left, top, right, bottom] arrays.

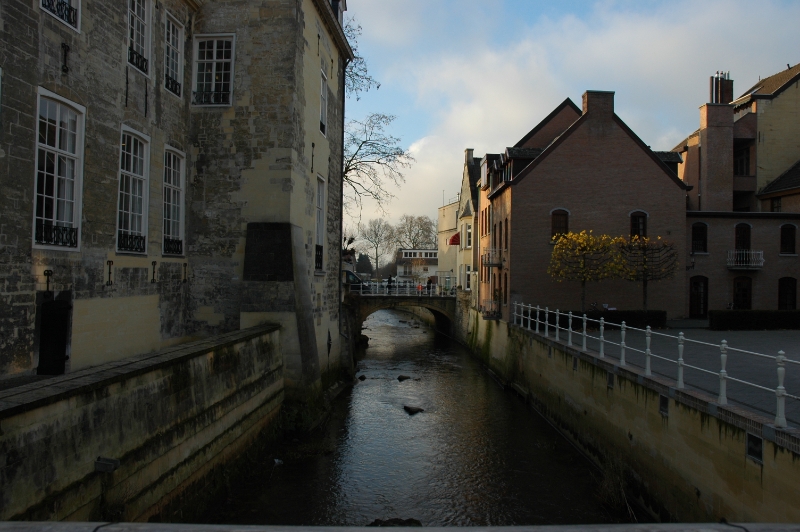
[[548, 231, 626, 283]]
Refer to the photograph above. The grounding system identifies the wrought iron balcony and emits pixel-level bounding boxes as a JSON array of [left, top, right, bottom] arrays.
[[481, 300, 501, 320], [481, 248, 502, 267], [727, 250, 764, 270], [128, 47, 148, 74], [163, 237, 183, 255], [118, 231, 146, 253], [35, 222, 78, 248], [42, 0, 78, 27], [315, 244, 324, 270], [193, 91, 231, 106], [165, 75, 181, 97]]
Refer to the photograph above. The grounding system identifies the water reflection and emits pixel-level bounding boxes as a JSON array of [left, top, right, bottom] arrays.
[[205, 309, 626, 526]]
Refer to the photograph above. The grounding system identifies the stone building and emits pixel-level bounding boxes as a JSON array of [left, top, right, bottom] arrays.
[[0, 0, 354, 395]]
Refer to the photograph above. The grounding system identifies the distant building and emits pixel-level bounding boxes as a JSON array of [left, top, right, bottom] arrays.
[[437, 199, 459, 289], [396, 249, 439, 285]]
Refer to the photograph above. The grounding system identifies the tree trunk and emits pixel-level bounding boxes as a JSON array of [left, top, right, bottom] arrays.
[[642, 277, 648, 313], [581, 280, 586, 314]]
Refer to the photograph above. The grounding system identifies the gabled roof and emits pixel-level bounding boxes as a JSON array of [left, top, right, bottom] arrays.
[[506, 147, 543, 159], [671, 129, 699, 152], [733, 62, 800, 108], [654, 151, 683, 164], [459, 201, 473, 219], [757, 159, 800, 197], [513, 98, 581, 148], [467, 157, 481, 205]]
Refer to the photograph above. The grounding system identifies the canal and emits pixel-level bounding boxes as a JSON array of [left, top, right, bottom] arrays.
[[204, 309, 638, 526]]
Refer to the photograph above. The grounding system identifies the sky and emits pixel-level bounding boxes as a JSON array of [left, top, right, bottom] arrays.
[[343, 0, 800, 226]]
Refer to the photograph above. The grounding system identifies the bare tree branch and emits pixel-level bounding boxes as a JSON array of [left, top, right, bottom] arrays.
[[393, 215, 437, 249], [344, 18, 380, 100]]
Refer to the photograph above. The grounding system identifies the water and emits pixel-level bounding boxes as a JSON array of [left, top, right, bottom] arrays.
[[205, 309, 628, 526]]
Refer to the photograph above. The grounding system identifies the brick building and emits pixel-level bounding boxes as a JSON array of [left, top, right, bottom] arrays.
[[0, 0, 353, 393]]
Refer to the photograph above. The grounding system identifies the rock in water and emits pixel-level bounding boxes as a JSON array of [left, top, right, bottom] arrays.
[[368, 518, 422, 527], [403, 405, 424, 415], [397, 375, 411, 382], [358, 375, 367, 381]]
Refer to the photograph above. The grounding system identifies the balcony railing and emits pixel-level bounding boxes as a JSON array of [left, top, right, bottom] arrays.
[[315, 244, 324, 271], [193, 91, 231, 106], [727, 250, 764, 270], [118, 231, 146, 253], [42, 0, 78, 27], [481, 300, 501, 320], [35, 222, 78, 248], [481, 248, 501, 267], [163, 237, 183, 255], [128, 47, 148, 74], [165, 75, 182, 97]]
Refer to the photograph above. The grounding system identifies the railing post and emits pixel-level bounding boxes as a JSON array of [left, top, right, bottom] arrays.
[[544, 307, 549, 337], [555, 309, 560, 341], [718, 340, 728, 405], [568, 312, 573, 346], [619, 321, 626, 366], [776, 350, 787, 428], [535, 306, 540, 333], [599, 317, 605, 358], [513, 302, 518, 326], [645, 326, 652, 376], [527, 304, 532, 331], [677, 333, 685, 389], [582, 314, 587, 352]]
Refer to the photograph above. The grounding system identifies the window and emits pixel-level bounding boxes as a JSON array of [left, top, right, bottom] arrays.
[[466, 265, 471, 290], [771, 197, 782, 213], [779, 278, 797, 310], [319, 67, 328, 135], [551, 209, 568, 239], [403, 263, 411, 275], [193, 36, 234, 105], [316, 178, 325, 270], [735, 223, 751, 250], [504, 218, 508, 250], [117, 129, 149, 253], [163, 149, 184, 255], [128, 0, 149, 74], [691, 223, 707, 252], [733, 276, 752, 310], [733, 146, 750, 176], [164, 16, 183, 97], [41, 0, 80, 30], [781, 225, 796, 254], [34, 91, 85, 249], [630, 211, 647, 238], [503, 273, 507, 305], [466, 224, 472, 248]]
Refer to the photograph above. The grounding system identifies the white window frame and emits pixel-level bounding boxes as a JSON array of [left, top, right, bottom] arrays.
[[164, 13, 184, 99], [163, 146, 185, 255], [466, 223, 472, 248], [319, 66, 328, 136], [191, 34, 236, 107], [41, 0, 81, 33], [116, 125, 151, 254], [127, 0, 151, 77], [466, 265, 471, 290], [32, 87, 86, 252]]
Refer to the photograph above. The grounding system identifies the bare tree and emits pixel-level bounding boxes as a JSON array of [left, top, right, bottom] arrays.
[[344, 18, 380, 100], [344, 114, 414, 216], [357, 218, 395, 278], [618, 236, 679, 312], [393, 215, 437, 250]]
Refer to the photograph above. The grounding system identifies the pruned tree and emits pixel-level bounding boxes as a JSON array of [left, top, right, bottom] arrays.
[[394, 215, 437, 250], [344, 114, 414, 216], [357, 218, 395, 279], [548, 231, 625, 313], [618, 236, 679, 312], [344, 18, 380, 100]]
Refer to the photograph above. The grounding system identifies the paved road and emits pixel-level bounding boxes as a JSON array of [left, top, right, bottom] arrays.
[[540, 324, 800, 427]]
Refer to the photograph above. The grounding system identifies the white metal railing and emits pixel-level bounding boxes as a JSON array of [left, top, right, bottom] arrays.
[[348, 282, 455, 297], [511, 302, 799, 428], [481, 249, 501, 266], [727, 249, 764, 269]]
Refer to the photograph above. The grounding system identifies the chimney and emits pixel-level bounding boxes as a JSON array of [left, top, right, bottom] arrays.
[[709, 71, 734, 104], [465, 148, 474, 165], [582, 91, 615, 116]]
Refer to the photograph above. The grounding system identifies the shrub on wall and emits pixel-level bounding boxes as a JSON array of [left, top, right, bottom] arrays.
[[708, 310, 800, 330]]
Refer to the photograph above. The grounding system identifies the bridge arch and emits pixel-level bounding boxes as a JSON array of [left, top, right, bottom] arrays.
[[344, 295, 457, 337]]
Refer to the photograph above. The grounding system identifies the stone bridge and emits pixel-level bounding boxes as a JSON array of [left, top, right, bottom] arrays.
[[343, 294, 457, 335]]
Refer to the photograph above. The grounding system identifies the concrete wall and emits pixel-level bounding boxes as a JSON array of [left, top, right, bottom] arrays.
[[454, 296, 800, 523], [0, 325, 283, 522]]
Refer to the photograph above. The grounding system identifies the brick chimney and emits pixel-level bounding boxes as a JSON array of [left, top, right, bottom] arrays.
[[582, 90, 615, 116], [465, 148, 474, 165], [709, 71, 734, 104], [699, 103, 734, 211]]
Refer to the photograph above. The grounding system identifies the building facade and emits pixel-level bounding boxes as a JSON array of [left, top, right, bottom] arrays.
[[0, 0, 353, 394], [437, 198, 458, 289], [395, 249, 438, 285]]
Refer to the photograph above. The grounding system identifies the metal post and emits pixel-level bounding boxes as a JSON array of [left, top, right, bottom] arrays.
[[582, 314, 587, 352], [535, 306, 540, 333], [677, 333, 685, 389], [645, 326, 652, 376], [555, 309, 560, 341], [776, 350, 787, 428], [718, 340, 728, 405], [527, 304, 532, 331], [599, 317, 605, 358], [544, 307, 549, 337], [619, 321, 626, 366], [568, 312, 573, 346], [513, 302, 518, 326]]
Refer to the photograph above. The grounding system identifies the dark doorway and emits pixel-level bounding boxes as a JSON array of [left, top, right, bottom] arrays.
[[733, 276, 752, 310], [37, 299, 71, 375], [779, 277, 797, 310], [689, 276, 708, 318], [734, 223, 751, 250]]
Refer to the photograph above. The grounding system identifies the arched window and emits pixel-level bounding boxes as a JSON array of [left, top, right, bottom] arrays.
[[691, 223, 707, 252], [779, 277, 797, 310], [689, 276, 709, 318], [780, 224, 796, 254], [733, 276, 752, 310], [504, 217, 509, 250], [630, 211, 647, 238], [735, 223, 751, 250], [503, 273, 508, 305], [551, 210, 569, 239]]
